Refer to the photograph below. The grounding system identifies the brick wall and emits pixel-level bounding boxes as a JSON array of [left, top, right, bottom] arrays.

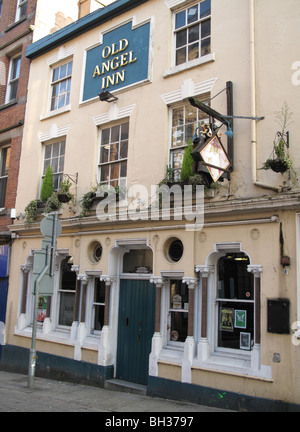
[[0, 0, 37, 234]]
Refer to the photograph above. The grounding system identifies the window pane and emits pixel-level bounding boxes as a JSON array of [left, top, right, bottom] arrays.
[[176, 29, 187, 48], [200, 0, 211, 18], [94, 279, 105, 303], [60, 141, 66, 155], [185, 105, 197, 124], [120, 161, 127, 178], [59, 292, 75, 326], [109, 143, 119, 161], [187, 5, 198, 24], [172, 107, 184, 127], [0, 177, 7, 207], [59, 63, 67, 79], [100, 165, 109, 182], [110, 162, 120, 180], [100, 146, 109, 163], [111, 125, 120, 143], [102, 129, 110, 145], [201, 37, 211, 56], [9, 81, 18, 100], [53, 67, 59, 82], [172, 127, 184, 148], [188, 42, 199, 61], [121, 122, 129, 140], [12, 56, 21, 79], [201, 19, 211, 38], [67, 61, 73, 76], [175, 10, 186, 29], [94, 305, 104, 331], [120, 141, 128, 159], [59, 155, 65, 172], [218, 302, 254, 349], [188, 24, 199, 43], [176, 47, 186, 66]]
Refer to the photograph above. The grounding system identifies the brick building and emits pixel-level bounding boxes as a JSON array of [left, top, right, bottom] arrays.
[[0, 0, 79, 357]]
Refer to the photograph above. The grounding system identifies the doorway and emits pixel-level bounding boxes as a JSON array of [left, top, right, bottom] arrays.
[[116, 279, 156, 385]]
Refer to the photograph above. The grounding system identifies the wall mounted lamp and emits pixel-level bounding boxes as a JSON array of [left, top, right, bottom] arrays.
[[99, 91, 118, 103]]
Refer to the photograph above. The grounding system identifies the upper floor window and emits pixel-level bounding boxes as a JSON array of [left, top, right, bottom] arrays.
[[43, 140, 65, 190], [0, 146, 10, 208], [51, 60, 73, 111], [0, 1, 3, 18], [15, 0, 27, 21], [174, 0, 211, 66], [99, 122, 129, 189], [170, 95, 209, 181], [5, 55, 21, 103]]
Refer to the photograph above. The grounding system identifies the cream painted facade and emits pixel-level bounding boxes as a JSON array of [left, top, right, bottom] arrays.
[[2, 0, 300, 410]]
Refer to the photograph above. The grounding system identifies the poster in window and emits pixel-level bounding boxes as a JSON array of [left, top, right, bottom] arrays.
[[234, 309, 247, 329], [240, 332, 251, 350], [219, 307, 234, 332]]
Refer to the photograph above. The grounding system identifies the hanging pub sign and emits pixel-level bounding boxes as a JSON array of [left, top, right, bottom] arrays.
[[83, 20, 151, 102], [192, 132, 231, 182]]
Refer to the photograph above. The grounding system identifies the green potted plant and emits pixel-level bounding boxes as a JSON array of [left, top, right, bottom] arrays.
[[25, 199, 39, 224], [44, 192, 62, 213], [261, 102, 295, 174], [40, 165, 54, 202], [57, 178, 74, 203]]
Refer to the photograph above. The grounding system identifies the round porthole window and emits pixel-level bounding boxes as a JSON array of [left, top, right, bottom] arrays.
[[163, 237, 184, 263], [88, 241, 103, 263]]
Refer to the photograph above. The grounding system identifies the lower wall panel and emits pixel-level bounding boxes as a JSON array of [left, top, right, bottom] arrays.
[[0, 345, 114, 386], [147, 376, 300, 412]]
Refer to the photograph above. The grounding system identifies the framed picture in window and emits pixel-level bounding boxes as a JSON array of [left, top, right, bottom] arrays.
[[219, 307, 234, 332], [234, 309, 247, 329], [240, 332, 251, 350]]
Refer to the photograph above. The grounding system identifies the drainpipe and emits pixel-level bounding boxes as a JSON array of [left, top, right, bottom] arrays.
[[249, 0, 281, 192]]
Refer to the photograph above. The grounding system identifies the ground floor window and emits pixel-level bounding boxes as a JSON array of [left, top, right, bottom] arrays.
[[92, 278, 105, 333], [217, 253, 254, 351], [169, 279, 189, 343], [58, 256, 76, 326]]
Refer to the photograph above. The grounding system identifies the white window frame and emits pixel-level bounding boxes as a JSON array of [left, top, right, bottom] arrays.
[[15, 0, 27, 21], [50, 60, 73, 112], [5, 54, 21, 103], [90, 277, 105, 335], [42, 140, 66, 191], [98, 121, 129, 189], [0, 145, 10, 208], [194, 244, 271, 380], [169, 95, 210, 181], [172, 0, 211, 67]]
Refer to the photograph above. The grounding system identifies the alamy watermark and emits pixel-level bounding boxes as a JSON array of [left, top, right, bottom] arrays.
[[291, 61, 300, 86], [95, 184, 204, 231]]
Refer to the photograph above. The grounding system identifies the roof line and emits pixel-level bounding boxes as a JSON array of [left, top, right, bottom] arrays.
[[26, 0, 149, 59]]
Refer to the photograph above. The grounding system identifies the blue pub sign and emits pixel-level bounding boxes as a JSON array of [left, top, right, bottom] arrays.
[[83, 20, 151, 102]]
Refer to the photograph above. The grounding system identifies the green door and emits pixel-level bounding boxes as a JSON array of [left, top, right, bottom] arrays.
[[116, 279, 156, 385]]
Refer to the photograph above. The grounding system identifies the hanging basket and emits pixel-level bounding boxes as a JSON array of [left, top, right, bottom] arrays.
[[262, 158, 290, 174], [57, 193, 71, 203]]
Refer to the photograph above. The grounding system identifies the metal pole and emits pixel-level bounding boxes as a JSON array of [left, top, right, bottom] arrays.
[[28, 247, 50, 390], [28, 283, 39, 390]]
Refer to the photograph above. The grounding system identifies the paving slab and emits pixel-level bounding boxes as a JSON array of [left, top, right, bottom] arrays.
[[0, 370, 234, 413]]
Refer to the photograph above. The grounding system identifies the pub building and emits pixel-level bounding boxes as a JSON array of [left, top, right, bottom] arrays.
[[1, 0, 300, 411]]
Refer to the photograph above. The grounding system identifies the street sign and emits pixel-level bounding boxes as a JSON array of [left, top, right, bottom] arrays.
[[31, 213, 62, 295], [40, 213, 62, 239]]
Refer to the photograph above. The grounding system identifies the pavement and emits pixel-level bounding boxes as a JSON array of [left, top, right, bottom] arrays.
[[0, 370, 233, 413]]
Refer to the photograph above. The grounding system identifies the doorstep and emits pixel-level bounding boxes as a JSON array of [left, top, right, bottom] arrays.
[[104, 378, 147, 396]]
